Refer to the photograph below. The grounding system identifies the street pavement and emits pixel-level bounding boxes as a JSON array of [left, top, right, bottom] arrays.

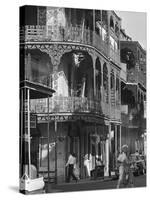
[[45, 174, 146, 193]]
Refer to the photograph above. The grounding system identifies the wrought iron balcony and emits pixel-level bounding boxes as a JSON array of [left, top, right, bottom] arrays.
[[20, 25, 120, 65], [20, 25, 109, 58], [30, 96, 111, 117]]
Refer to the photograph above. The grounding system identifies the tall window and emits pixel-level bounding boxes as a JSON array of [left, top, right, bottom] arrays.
[[138, 90, 141, 103], [110, 69, 115, 89], [140, 93, 144, 114], [96, 58, 101, 100], [116, 75, 120, 105], [144, 94, 146, 101], [115, 22, 119, 36], [110, 15, 114, 29], [116, 76, 119, 91], [103, 63, 108, 103], [141, 93, 143, 102]]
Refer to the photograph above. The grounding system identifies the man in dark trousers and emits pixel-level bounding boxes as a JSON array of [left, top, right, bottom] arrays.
[[66, 153, 78, 182]]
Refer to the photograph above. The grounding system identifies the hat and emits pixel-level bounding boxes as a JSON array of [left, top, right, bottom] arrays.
[[84, 154, 88, 159], [122, 144, 128, 152]]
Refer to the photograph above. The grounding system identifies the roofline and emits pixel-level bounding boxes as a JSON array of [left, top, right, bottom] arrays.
[[112, 11, 121, 20], [120, 40, 146, 54]]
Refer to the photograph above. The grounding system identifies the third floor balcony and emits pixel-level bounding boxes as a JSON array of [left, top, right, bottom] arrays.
[[20, 25, 120, 65]]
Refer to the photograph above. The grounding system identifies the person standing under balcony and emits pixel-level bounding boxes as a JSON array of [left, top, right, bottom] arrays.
[[116, 145, 129, 188], [66, 153, 78, 182], [84, 154, 91, 178]]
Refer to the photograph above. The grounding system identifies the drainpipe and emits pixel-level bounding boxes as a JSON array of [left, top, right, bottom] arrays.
[[93, 9, 96, 98], [104, 125, 110, 177], [115, 125, 117, 168], [119, 125, 122, 153], [47, 95, 50, 184], [27, 88, 31, 178], [55, 118, 57, 184]]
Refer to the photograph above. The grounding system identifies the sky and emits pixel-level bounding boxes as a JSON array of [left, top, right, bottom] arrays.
[[116, 11, 147, 50]]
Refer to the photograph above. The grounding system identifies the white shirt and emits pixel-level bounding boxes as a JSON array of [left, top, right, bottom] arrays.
[[117, 152, 128, 166], [66, 155, 76, 166]]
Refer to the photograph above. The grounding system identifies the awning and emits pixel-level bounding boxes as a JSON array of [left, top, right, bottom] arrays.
[[20, 80, 55, 99]]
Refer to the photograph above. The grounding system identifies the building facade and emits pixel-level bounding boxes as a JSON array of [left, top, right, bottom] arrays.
[[120, 36, 146, 154], [20, 6, 125, 183]]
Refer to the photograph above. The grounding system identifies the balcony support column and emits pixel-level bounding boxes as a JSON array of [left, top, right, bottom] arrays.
[[92, 55, 96, 98], [115, 124, 118, 168], [26, 53, 32, 81], [101, 60, 105, 102], [119, 125, 122, 153], [104, 124, 110, 177]]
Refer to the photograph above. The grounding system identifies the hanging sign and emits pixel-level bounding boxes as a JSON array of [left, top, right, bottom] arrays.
[[37, 114, 107, 125]]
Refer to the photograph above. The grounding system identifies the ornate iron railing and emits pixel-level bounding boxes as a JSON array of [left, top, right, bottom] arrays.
[[30, 96, 121, 120], [20, 25, 120, 64], [30, 96, 110, 117]]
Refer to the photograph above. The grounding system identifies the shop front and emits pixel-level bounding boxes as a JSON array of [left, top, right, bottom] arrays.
[[19, 80, 55, 192], [36, 114, 109, 183]]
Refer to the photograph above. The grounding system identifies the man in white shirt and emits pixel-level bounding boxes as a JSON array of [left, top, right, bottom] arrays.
[[66, 153, 78, 182], [116, 145, 129, 188]]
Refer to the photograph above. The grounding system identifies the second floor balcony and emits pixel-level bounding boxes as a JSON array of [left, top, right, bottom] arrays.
[[30, 96, 109, 118], [30, 96, 121, 121]]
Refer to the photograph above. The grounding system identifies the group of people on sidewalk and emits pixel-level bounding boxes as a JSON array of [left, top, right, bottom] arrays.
[[66, 144, 135, 188], [65, 152, 103, 183]]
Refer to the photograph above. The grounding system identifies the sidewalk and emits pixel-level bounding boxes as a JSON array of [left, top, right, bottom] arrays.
[[56, 176, 113, 186], [45, 176, 115, 193]]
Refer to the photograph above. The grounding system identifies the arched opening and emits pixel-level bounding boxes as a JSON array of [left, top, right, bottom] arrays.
[[103, 63, 109, 103], [59, 51, 94, 98], [25, 49, 53, 87], [95, 57, 102, 100]]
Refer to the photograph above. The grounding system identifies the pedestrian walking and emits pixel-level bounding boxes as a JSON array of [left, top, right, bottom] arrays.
[[116, 144, 129, 188], [66, 153, 78, 182], [84, 154, 91, 178]]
